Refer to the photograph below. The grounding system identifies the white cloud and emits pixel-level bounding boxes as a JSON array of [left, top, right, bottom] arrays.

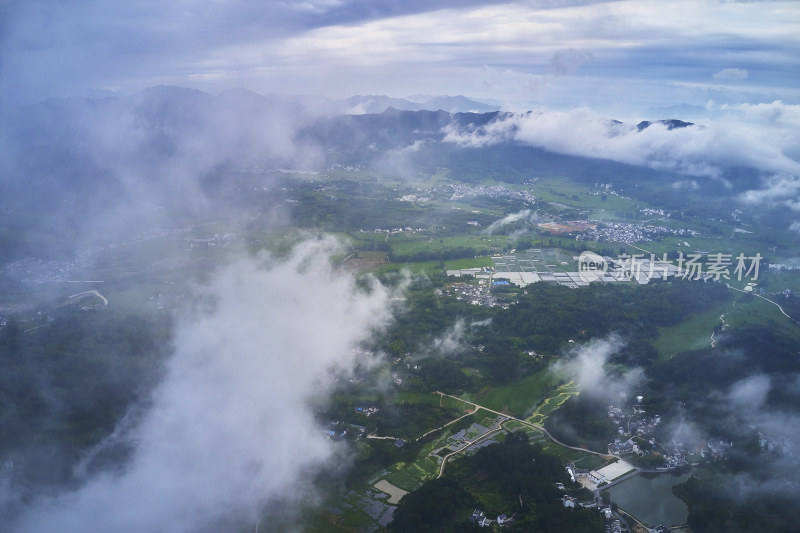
[[740, 173, 800, 211], [552, 335, 643, 399], [728, 374, 771, 410], [431, 318, 467, 356], [484, 209, 537, 234], [443, 101, 800, 202], [428, 317, 492, 357], [714, 68, 748, 81], [672, 179, 700, 190], [11, 238, 397, 533]]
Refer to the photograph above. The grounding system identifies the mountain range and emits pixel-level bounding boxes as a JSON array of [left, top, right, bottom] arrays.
[[0, 85, 722, 261]]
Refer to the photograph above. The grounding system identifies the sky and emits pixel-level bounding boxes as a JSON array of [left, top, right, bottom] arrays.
[[2, 0, 799, 116]]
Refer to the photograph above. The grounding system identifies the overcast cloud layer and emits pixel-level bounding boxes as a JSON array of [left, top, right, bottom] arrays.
[[443, 100, 800, 214], [446, 101, 800, 176], [10, 239, 396, 533], [2, 1, 798, 115]]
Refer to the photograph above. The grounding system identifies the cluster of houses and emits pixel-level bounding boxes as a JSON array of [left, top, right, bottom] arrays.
[[470, 510, 515, 528], [442, 280, 501, 307], [701, 437, 732, 460], [449, 183, 537, 205], [362, 226, 424, 234], [1, 254, 93, 284], [428, 422, 499, 462], [605, 517, 625, 533], [322, 422, 366, 440], [577, 221, 696, 244], [605, 400, 743, 469], [560, 493, 627, 533], [184, 232, 242, 248], [354, 405, 379, 416], [566, 464, 613, 489], [560, 495, 598, 509], [606, 403, 669, 461]]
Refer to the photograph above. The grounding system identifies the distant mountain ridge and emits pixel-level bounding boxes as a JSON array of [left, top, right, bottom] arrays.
[[331, 93, 501, 114], [2, 85, 701, 193], [636, 119, 694, 131], [2, 85, 701, 177], [0, 85, 739, 262]]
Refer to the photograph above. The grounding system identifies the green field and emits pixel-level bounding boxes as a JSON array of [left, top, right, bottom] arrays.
[[373, 255, 496, 275], [653, 303, 727, 360], [385, 460, 435, 491], [443, 256, 496, 270], [725, 293, 798, 329], [627, 236, 765, 258], [468, 369, 560, 417], [395, 391, 446, 407], [654, 291, 800, 360], [527, 381, 582, 424], [527, 176, 641, 212], [505, 424, 609, 467], [388, 234, 508, 257], [572, 454, 609, 471], [374, 259, 444, 274]]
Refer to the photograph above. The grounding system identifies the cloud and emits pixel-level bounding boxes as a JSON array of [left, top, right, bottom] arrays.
[[552, 335, 643, 399], [431, 318, 467, 356], [547, 49, 593, 76], [713, 68, 748, 81], [740, 173, 800, 212], [672, 179, 700, 190], [3, 0, 798, 113], [443, 101, 800, 202], [662, 414, 704, 449], [444, 109, 724, 177], [728, 374, 771, 410], [427, 317, 491, 357], [484, 209, 540, 234], [9, 238, 397, 533], [0, 87, 323, 257], [718, 374, 800, 501]]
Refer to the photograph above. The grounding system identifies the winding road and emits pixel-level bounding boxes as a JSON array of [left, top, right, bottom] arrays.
[[68, 289, 109, 306], [726, 283, 800, 326], [624, 241, 799, 327], [433, 391, 613, 478]]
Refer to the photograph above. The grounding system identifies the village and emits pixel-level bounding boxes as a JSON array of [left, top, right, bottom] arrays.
[[604, 395, 732, 470], [441, 279, 504, 307], [447, 183, 537, 205], [471, 481, 630, 531], [576, 221, 697, 244]]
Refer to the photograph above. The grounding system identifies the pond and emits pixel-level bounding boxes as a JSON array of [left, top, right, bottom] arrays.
[[604, 471, 691, 527]]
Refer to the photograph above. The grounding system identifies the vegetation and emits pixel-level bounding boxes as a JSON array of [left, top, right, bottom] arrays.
[[389, 432, 602, 532], [3, 123, 800, 532], [0, 306, 170, 489], [545, 394, 617, 453]]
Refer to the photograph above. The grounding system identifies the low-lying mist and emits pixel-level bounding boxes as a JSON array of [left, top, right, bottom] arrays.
[[552, 334, 643, 401], [9, 237, 398, 533]]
